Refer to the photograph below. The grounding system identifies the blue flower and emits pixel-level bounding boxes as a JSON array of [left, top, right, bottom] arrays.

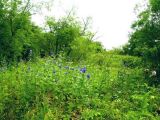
[[80, 67, 86, 73], [64, 66, 69, 69], [87, 74, 90, 79]]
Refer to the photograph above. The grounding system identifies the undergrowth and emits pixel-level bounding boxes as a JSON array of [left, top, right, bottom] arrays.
[[0, 55, 160, 120]]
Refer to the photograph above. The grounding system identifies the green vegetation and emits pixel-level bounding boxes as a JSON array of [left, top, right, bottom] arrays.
[[0, 0, 103, 64], [1, 55, 160, 119], [0, 0, 160, 119], [123, 0, 160, 85]]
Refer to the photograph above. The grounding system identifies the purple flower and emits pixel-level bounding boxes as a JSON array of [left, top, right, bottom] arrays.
[[87, 74, 90, 79], [80, 67, 86, 73]]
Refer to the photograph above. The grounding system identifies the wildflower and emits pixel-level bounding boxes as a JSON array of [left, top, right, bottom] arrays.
[[64, 66, 69, 69], [155, 40, 160, 42], [28, 49, 32, 57], [151, 70, 156, 77], [87, 74, 90, 79], [144, 69, 149, 72], [80, 67, 86, 73]]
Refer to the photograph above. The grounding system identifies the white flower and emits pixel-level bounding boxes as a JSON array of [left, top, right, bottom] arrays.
[[29, 49, 32, 54], [144, 69, 149, 72], [155, 40, 160, 42], [151, 70, 156, 76]]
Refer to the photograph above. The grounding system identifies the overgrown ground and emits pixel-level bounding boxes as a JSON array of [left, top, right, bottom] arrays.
[[0, 54, 160, 120]]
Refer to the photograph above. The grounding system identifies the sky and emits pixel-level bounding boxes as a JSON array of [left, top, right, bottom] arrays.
[[32, 0, 145, 49]]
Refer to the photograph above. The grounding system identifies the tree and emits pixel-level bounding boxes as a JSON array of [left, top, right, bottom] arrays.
[[0, 0, 44, 62], [46, 16, 81, 56], [123, 0, 160, 85], [0, 0, 30, 61]]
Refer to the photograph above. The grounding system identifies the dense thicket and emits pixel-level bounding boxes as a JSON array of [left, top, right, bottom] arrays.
[[0, 0, 104, 65], [123, 0, 160, 85]]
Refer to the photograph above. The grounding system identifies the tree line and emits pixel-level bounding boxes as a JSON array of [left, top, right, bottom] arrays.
[[0, 0, 104, 65]]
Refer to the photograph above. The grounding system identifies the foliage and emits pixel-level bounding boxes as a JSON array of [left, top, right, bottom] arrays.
[[45, 16, 81, 56], [0, 55, 159, 120], [69, 38, 104, 61], [0, 0, 104, 64], [0, 0, 34, 62], [123, 0, 160, 85], [0, 0, 160, 119]]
